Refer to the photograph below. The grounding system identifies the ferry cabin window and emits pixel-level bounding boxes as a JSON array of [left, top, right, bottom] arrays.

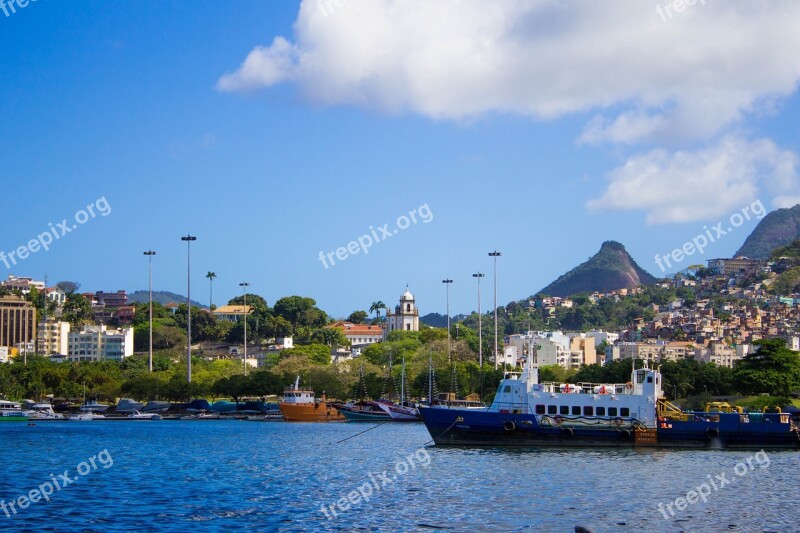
[[596, 407, 606, 416], [559, 406, 569, 415], [571, 406, 581, 416], [535, 405, 546, 415], [620, 407, 630, 417], [647, 376, 653, 383], [503, 385, 511, 393], [637, 372, 645, 384], [608, 407, 618, 416], [583, 406, 593, 416], [547, 405, 557, 415]]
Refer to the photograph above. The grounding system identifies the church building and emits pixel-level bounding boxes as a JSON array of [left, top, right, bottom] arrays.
[[384, 287, 419, 338]]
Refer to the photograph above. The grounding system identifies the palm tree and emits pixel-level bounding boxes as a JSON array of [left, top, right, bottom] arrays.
[[369, 301, 386, 323], [206, 272, 217, 310]]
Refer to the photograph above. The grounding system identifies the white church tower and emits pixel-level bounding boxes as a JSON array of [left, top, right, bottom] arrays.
[[385, 286, 419, 338]]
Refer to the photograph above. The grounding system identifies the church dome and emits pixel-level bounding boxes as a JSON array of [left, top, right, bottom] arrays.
[[400, 288, 414, 301]]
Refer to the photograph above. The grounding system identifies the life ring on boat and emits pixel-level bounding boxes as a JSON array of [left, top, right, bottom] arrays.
[[620, 429, 632, 439], [706, 427, 720, 439], [326, 410, 331, 417], [563, 384, 571, 393], [625, 382, 633, 390], [561, 427, 574, 438], [503, 421, 516, 432], [553, 415, 564, 426], [314, 402, 320, 409]]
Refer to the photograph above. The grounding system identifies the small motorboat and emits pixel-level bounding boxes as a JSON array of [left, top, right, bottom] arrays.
[[128, 410, 162, 420]]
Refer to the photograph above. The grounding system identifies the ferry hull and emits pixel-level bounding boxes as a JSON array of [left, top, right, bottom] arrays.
[[419, 407, 800, 449], [279, 402, 344, 422]]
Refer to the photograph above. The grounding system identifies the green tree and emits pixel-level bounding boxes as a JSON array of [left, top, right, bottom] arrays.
[[733, 339, 800, 396], [347, 310, 368, 324], [369, 301, 386, 323], [281, 344, 332, 365], [62, 293, 93, 327], [274, 296, 327, 328]]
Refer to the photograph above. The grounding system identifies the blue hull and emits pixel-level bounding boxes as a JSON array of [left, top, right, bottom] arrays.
[[419, 407, 800, 449]]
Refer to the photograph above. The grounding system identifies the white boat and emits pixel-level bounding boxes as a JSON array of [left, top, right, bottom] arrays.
[[79, 400, 110, 413], [25, 403, 63, 420], [71, 383, 106, 419], [128, 410, 161, 420], [378, 401, 421, 421], [377, 359, 421, 421], [69, 412, 105, 421]]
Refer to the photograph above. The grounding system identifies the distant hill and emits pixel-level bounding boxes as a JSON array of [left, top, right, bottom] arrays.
[[735, 204, 800, 259], [128, 290, 207, 309], [420, 313, 468, 328], [539, 241, 659, 298]]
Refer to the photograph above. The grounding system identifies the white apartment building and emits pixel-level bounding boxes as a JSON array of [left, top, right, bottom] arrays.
[[37, 320, 70, 355], [507, 331, 592, 369], [68, 325, 134, 362], [495, 345, 519, 367], [584, 330, 619, 346]]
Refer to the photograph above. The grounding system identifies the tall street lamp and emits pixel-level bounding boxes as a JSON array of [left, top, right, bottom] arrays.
[[489, 250, 501, 369], [442, 279, 453, 363], [473, 272, 484, 397], [144, 250, 156, 372], [239, 282, 250, 376], [181, 234, 196, 384]]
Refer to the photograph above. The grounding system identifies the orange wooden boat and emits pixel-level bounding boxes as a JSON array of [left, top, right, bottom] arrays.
[[278, 376, 344, 422]]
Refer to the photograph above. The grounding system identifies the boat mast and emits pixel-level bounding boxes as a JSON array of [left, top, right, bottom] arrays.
[[401, 357, 405, 403]]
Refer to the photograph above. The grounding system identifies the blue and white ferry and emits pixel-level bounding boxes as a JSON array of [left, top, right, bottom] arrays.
[[419, 358, 800, 449]]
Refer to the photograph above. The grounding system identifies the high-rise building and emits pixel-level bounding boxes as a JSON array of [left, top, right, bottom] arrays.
[[0, 295, 36, 349]]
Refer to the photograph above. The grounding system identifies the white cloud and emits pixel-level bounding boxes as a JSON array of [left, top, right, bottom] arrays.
[[587, 137, 800, 224], [217, 0, 800, 142], [217, 37, 298, 92]]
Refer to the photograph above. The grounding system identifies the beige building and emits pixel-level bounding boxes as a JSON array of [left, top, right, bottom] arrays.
[[660, 341, 696, 361], [68, 325, 134, 362], [0, 295, 36, 350], [213, 304, 252, 322], [37, 320, 71, 355]]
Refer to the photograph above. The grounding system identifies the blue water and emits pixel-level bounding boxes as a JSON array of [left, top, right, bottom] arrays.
[[1, 421, 798, 532]]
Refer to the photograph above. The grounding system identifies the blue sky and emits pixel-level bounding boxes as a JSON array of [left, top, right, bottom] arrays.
[[1, 1, 799, 318]]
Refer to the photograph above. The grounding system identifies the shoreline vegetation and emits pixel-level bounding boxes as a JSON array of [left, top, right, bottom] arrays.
[[1, 336, 797, 411]]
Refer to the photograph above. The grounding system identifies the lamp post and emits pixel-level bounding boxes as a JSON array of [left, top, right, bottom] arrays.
[[442, 278, 453, 363], [181, 235, 196, 384], [144, 250, 156, 372], [473, 272, 484, 397], [239, 282, 250, 376], [489, 250, 501, 369]]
